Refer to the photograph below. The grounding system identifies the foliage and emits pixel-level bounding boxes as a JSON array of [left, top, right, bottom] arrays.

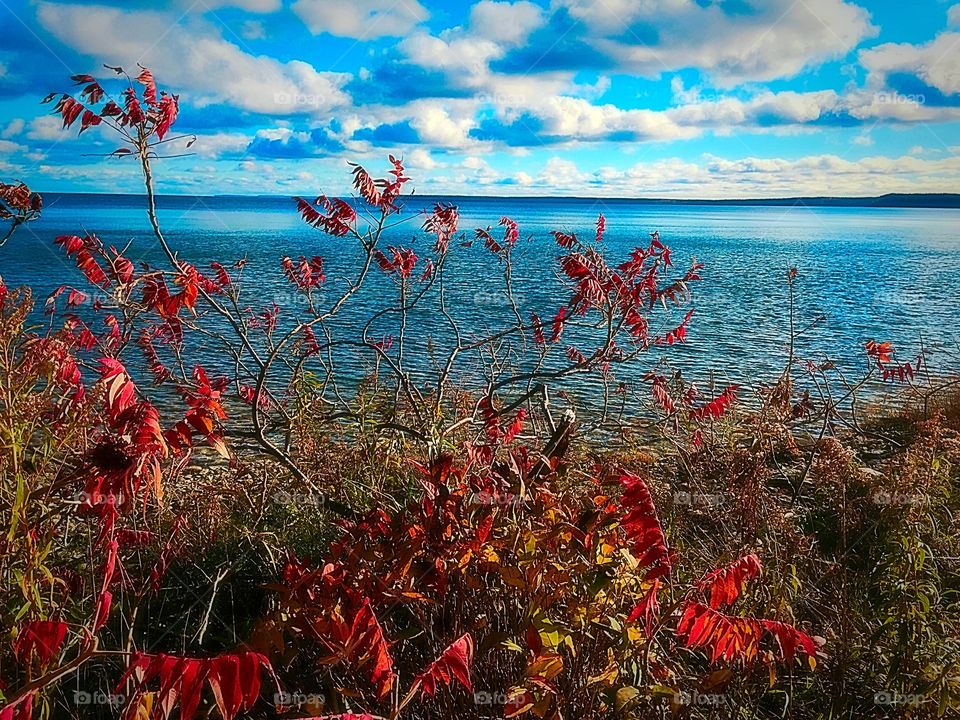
[[0, 67, 958, 720]]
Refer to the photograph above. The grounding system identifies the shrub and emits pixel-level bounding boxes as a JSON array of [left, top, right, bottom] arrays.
[[1, 67, 958, 720]]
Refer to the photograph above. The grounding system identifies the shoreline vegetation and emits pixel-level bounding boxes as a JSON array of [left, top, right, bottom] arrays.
[[36, 191, 960, 208], [2, 67, 959, 720]]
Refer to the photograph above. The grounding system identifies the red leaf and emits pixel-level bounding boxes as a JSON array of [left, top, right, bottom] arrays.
[[865, 339, 893, 365], [122, 87, 145, 126], [530, 312, 545, 346], [136, 67, 157, 106], [423, 202, 459, 253], [675, 602, 818, 666], [295, 195, 355, 236], [550, 306, 568, 343], [695, 554, 762, 609], [116, 650, 273, 720], [413, 633, 474, 698], [349, 599, 395, 699], [92, 590, 113, 632], [627, 578, 661, 637], [619, 472, 671, 581], [689, 385, 739, 421], [153, 93, 179, 141], [98, 358, 137, 419], [13, 621, 68, 667], [79, 109, 102, 134]]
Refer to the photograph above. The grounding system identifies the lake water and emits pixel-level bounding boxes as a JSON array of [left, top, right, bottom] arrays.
[[2, 193, 958, 409]]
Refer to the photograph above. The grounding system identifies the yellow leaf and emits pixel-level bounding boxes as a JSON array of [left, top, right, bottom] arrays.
[[615, 686, 640, 712], [526, 652, 564, 680]]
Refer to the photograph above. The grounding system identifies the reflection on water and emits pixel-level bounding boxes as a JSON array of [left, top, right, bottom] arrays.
[[3, 193, 958, 414]]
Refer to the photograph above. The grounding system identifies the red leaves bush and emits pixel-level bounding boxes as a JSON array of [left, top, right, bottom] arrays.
[[118, 650, 275, 720], [0, 66, 836, 720]]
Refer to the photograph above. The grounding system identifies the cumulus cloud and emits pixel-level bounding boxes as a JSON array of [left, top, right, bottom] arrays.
[[405, 147, 440, 170], [860, 31, 960, 97], [190, 132, 252, 159], [469, 1, 544, 45], [292, 0, 428, 39], [36, 2, 351, 116], [407, 101, 478, 148], [27, 116, 68, 142], [0, 140, 26, 155], [1, 119, 25, 139], [503, 0, 876, 86]]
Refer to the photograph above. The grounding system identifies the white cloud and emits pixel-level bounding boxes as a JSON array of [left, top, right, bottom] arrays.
[[399, 32, 502, 79], [0, 62, 7, 79], [477, 153, 960, 198], [949, 4, 960, 28], [1, 119, 25, 139], [36, 3, 351, 117], [669, 90, 841, 128], [191, 132, 251, 159], [240, 20, 267, 40], [193, 0, 279, 10], [27, 116, 67, 142], [405, 147, 440, 170], [455, 155, 498, 183], [0, 140, 26, 155], [405, 101, 477, 149], [394, 5, 572, 103], [389, 153, 960, 198], [538, 157, 589, 188], [292, 0, 428, 39], [559, 0, 875, 86], [860, 31, 960, 95], [469, 1, 544, 46], [532, 96, 697, 142]]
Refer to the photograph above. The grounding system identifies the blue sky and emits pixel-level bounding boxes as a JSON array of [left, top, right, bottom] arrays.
[[0, 0, 958, 196]]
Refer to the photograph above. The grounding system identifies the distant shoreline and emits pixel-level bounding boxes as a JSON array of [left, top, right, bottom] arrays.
[[37, 192, 960, 209]]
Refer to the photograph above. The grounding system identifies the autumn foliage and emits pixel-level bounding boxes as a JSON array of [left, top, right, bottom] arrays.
[[2, 67, 959, 720]]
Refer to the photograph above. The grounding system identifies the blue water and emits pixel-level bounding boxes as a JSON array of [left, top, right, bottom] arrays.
[[2, 193, 958, 411]]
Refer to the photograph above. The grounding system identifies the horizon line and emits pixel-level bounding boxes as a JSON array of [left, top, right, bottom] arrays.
[[36, 190, 960, 208]]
